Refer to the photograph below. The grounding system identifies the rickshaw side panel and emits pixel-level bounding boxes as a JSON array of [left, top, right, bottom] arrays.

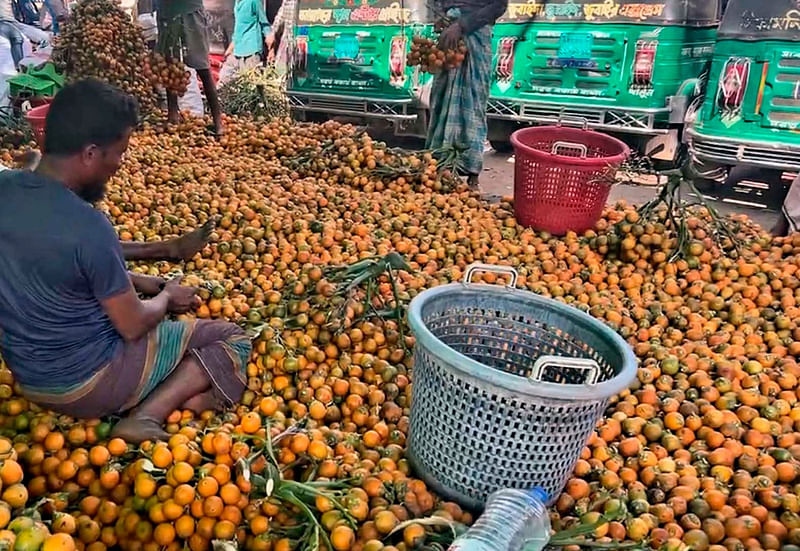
[[687, 0, 800, 172]]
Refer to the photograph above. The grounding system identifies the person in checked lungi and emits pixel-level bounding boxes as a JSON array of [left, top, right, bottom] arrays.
[[426, 0, 508, 189]]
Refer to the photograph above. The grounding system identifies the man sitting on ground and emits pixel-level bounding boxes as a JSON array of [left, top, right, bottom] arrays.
[[0, 79, 251, 444]]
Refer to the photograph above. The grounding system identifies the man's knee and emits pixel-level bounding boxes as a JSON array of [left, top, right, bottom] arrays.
[[0, 25, 23, 45], [194, 319, 248, 341], [225, 322, 247, 339]]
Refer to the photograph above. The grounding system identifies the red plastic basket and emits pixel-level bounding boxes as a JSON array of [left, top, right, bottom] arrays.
[[511, 126, 630, 235], [24, 103, 50, 148]]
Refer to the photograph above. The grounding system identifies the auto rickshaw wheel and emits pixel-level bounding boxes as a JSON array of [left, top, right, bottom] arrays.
[[489, 140, 513, 153]]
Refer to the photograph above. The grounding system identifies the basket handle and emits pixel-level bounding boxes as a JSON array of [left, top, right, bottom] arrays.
[[551, 141, 588, 158], [529, 355, 601, 385], [463, 263, 518, 288], [557, 113, 590, 131]]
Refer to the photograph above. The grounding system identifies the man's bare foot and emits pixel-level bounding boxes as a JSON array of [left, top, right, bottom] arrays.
[[169, 219, 215, 261], [167, 111, 182, 125], [772, 213, 790, 238], [181, 390, 220, 414], [111, 416, 169, 444], [467, 174, 480, 190]]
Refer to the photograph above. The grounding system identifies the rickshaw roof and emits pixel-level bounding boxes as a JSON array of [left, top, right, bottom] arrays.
[[498, 0, 719, 26], [719, 0, 800, 41]]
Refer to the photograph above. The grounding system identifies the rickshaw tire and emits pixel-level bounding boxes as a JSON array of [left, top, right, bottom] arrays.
[[489, 140, 513, 154]]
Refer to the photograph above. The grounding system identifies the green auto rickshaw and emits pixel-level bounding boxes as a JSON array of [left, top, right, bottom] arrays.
[[687, 0, 800, 180], [487, 0, 721, 160], [288, 0, 433, 136]]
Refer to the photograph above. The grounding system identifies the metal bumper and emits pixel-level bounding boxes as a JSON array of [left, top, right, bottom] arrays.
[[288, 91, 418, 121], [486, 98, 672, 135], [686, 125, 800, 172]]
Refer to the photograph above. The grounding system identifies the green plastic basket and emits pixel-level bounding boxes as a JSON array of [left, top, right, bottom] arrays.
[[8, 74, 58, 99]]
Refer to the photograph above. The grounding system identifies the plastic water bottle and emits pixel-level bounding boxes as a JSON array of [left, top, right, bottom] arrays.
[[448, 487, 550, 551]]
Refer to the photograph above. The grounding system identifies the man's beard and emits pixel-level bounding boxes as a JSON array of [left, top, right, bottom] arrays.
[[78, 181, 106, 203]]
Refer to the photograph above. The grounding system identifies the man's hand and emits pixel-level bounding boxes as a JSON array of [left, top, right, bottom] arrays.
[[265, 32, 275, 51], [438, 22, 462, 51], [163, 277, 199, 314], [129, 273, 166, 296]]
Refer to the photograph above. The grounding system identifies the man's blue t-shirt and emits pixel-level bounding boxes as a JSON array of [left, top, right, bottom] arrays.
[[0, 170, 131, 390]]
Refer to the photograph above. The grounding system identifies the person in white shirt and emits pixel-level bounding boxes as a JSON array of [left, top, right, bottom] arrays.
[[0, 21, 23, 67], [0, 0, 49, 53], [0, 0, 23, 66]]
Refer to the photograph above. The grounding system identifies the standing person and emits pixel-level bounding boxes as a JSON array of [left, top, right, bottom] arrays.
[[12, 0, 36, 25], [218, 0, 270, 85], [0, 79, 251, 443], [0, 19, 24, 68], [425, 0, 507, 189], [157, 0, 224, 135], [266, 0, 296, 77], [1, 0, 48, 52], [39, 0, 66, 34]]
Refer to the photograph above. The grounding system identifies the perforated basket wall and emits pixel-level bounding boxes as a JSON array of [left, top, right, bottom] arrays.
[[407, 284, 636, 511], [510, 126, 629, 236]]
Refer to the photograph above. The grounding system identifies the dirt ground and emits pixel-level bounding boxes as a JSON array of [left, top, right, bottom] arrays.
[[372, 129, 782, 232], [479, 149, 780, 232]]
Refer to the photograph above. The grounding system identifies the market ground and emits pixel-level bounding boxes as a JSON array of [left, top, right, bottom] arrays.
[[478, 149, 781, 232], [368, 129, 783, 231]]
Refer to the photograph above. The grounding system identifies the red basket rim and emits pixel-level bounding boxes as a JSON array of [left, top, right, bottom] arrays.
[[25, 103, 50, 120], [510, 126, 630, 166]]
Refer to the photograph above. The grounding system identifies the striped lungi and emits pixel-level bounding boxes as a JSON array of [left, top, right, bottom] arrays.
[[425, 9, 493, 176], [20, 320, 251, 418]]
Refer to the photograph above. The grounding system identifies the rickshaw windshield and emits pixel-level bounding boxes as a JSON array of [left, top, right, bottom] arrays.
[[498, 0, 718, 25], [296, 0, 432, 26], [718, 0, 800, 41]]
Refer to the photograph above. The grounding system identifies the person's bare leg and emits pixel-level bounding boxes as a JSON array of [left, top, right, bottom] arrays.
[[197, 68, 223, 136], [112, 355, 211, 443], [120, 219, 215, 261], [181, 390, 219, 414], [772, 212, 790, 237], [167, 91, 181, 124], [467, 173, 480, 190]]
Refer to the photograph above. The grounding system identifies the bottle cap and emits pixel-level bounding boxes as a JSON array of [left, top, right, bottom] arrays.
[[527, 487, 548, 503]]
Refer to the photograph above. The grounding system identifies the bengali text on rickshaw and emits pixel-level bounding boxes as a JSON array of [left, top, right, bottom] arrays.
[[503, 0, 666, 22], [739, 9, 800, 32], [299, 2, 413, 24]]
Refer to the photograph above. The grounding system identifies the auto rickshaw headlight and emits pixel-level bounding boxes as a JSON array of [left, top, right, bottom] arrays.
[[632, 40, 658, 88], [495, 37, 517, 82], [718, 57, 751, 112]]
